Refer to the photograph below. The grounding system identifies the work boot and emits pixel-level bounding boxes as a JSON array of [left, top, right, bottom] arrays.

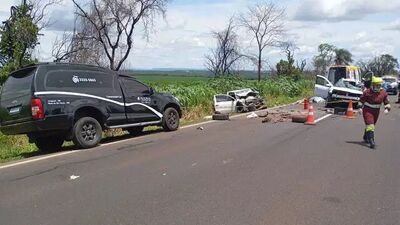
[[367, 131, 376, 149], [363, 131, 369, 143]]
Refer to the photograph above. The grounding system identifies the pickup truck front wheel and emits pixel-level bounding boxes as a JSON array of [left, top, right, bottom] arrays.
[[162, 107, 180, 131], [72, 117, 102, 149], [35, 136, 64, 152]]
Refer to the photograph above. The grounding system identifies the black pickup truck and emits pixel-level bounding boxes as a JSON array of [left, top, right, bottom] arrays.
[[0, 63, 182, 151]]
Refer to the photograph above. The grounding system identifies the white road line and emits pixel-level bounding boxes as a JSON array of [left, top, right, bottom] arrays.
[[0, 151, 78, 170], [0, 100, 312, 170], [315, 114, 333, 123]]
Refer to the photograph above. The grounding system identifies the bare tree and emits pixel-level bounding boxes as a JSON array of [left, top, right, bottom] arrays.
[[205, 19, 242, 76], [72, 0, 168, 71], [29, 0, 62, 30], [276, 41, 297, 76], [52, 31, 87, 63], [51, 14, 102, 64], [239, 2, 285, 81], [296, 59, 307, 72]]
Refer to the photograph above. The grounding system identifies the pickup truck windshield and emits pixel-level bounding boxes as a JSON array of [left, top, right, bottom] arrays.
[[335, 79, 361, 91]]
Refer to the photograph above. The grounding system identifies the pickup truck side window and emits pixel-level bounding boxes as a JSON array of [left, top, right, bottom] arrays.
[[121, 78, 149, 95], [216, 95, 234, 102], [45, 70, 114, 91], [316, 77, 327, 86]]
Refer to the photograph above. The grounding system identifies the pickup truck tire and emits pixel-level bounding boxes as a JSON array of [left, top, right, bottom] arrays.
[[35, 136, 64, 152], [72, 117, 102, 149], [127, 126, 144, 136], [162, 107, 180, 131]]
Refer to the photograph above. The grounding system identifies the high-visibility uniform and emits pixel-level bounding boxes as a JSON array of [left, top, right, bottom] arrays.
[[360, 89, 389, 126], [360, 78, 390, 149]]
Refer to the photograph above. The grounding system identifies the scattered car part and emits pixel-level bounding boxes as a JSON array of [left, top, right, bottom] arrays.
[[291, 114, 308, 123], [212, 114, 230, 121]]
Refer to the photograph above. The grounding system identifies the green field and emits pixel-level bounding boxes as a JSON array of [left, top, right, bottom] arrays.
[[0, 74, 314, 163], [134, 74, 210, 82]]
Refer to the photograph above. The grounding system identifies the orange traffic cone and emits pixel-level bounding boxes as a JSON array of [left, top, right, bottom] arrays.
[[305, 105, 316, 125], [304, 98, 309, 110], [346, 100, 356, 119]]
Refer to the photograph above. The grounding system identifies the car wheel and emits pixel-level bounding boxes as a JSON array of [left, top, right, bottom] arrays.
[[237, 102, 245, 113], [248, 104, 257, 112], [35, 136, 64, 152], [127, 126, 144, 136], [162, 108, 180, 131], [72, 117, 102, 149]]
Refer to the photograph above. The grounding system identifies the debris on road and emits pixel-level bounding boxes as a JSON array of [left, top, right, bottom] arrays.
[[247, 112, 259, 119], [197, 126, 204, 130], [291, 114, 308, 123], [70, 175, 80, 180], [257, 112, 269, 118], [260, 111, 293, 123], [262, 117, 272, 123], [319, 108, 335, 114], [212, 114, 230, 121], [310, 96, 326, 103]]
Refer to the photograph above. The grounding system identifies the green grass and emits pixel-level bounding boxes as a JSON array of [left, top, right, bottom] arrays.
[[134, 74, 210, 83], [0, 133, 37, 163], [0, 74, 314, 164]]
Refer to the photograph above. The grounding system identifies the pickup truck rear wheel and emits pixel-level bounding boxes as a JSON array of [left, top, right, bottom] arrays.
[[72, 117, 102, 149], [35, 136, 64, 152], [162, 107, 180, 131]]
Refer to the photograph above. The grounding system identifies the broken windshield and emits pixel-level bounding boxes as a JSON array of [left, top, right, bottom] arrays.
[[334, 79, 361, 90]]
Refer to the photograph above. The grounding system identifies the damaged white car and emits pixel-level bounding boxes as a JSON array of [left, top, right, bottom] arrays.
[[213, 88, 265, 114]]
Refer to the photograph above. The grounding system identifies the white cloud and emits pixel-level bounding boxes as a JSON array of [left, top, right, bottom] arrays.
[[384, 19, 400, 31], [0, 0, 399, 69], [294, 0, 400, 22]]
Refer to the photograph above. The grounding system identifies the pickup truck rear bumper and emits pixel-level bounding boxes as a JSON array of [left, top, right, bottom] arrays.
[[0, 115, 72, 135]]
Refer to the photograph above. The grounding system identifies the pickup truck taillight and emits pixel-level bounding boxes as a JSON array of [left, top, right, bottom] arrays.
[[31, 98, 44, 120]]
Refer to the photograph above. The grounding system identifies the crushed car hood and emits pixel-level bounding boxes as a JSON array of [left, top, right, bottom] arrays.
[[330, 87, 363, 95], [227, 88, 259, 97]]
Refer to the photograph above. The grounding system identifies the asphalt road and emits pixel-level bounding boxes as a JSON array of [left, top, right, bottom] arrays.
[[0, 100, 399, 225]]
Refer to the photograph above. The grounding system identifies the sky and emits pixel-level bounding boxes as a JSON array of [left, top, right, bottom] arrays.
[[0, 0, 399, 70]]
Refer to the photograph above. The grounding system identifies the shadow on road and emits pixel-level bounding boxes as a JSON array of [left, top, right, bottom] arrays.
[[346, 141, 369, 149]]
